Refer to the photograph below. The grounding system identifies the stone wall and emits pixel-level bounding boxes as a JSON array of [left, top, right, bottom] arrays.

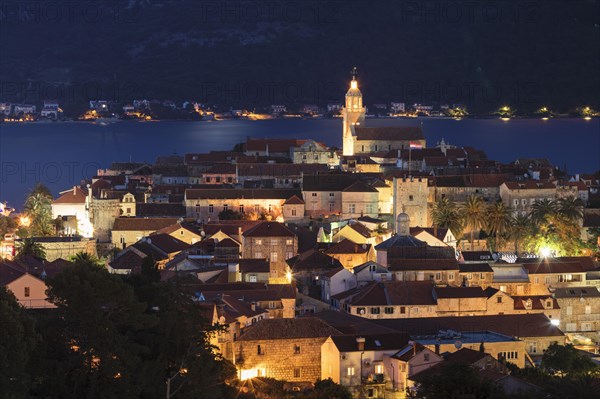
[[235, 337, 327, 382]]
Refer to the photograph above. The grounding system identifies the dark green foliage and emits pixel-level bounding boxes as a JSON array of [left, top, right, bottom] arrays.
[[218, 209, 244, 220], [0, 287, 37, 398], [16, 238, 46, 260], [541, 343, 599, 377]]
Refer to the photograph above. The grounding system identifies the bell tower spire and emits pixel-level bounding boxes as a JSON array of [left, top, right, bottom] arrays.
[[342, 67, 366, 156]]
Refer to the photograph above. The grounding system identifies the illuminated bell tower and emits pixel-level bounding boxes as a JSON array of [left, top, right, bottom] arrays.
[[342, 67, 366, 156]]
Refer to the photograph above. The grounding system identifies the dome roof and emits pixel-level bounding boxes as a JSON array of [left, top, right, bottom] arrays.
[[346, 87, 362, 97], [397, 213, 410, 222]]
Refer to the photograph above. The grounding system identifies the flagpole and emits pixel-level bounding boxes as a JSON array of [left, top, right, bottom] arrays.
[[408, 145, 412, 178]]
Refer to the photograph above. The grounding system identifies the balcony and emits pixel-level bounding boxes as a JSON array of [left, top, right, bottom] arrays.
[[362, 373, 385, 385]]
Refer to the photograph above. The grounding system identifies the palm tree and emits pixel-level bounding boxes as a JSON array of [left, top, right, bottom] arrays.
[[16, 238, 46, 260], [461, 195, 486, 249], [557, 196, 584, 222], [24, 184, 54, 237], [486, 202, 512, 251], [530, 198, 557, 224], [70, 252, 100, 266], [510, 213, 532, 255], [431, 197, 464, 240]]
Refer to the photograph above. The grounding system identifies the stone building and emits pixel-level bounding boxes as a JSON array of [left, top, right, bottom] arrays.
[[554, 287, 600, 342], [341, 70, 425, 156], [242, 222, 298, 282], [111, 217, 181, 249], [341, 181, 380, 219], [499, 181, 557, 216], [393, 176, 429, 228], [20, 236, 97, 262], [290, 139, 339, 167], [234, 318, 341, 382]]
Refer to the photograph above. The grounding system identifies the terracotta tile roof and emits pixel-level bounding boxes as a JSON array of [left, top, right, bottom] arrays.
[[184, 283, 296, 301], [458, 263, 494, 273], [44, 258, 74, 279], [460, 251, 495, 262], [312, 310, 399, 335], [519, 258, 592, 274], [109, 250, 146, 271], [284, 195, 305, 205], [410, 227, 449, 242], [503, 181, 556, 190], [243, 222, 296, 238], [237, 318, 341, 341], [152, 222, 202, 237], [53, 186, 88, 204], [185, 188, 301, 200], [373, 313, 564, 338], [0, 261, 26, 285], [343, 181, 379, 193], [287, 248, 342, 272], [325, 239, 371, 255], [321, 266, 347, 279], [203, 163, 237, 174], [302, 174, 360, 192], [512, 296, 559, 310], [387, 258, 459, 272], [348, 222, 373, 238], [332, 333, 409, 352], [346, 281, 436, 306], [583, 212, 600, 228], [112, 217, 181, 231], [239, 259, 270, 274], [429, 174, 511, 188], [354, 126, 424, 141], [215, 238, 240, 248], [443, 348, 488, 364], [375, 235, 426, 250], [144, 233, 189, 254], [434, 286, 488, 299], [554, 287, 600, 298], [392, 342, 428, 361], [237, 163, 327, 177]]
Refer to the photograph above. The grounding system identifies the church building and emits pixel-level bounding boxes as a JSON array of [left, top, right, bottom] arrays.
[[342, 68, 426, 156]]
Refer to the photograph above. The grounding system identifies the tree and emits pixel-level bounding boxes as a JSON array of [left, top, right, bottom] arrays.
[[24, 183, 54, 237], [31, 259, 156, 398], [408, 362, 507, 399], [530, 199, 557, 225], [310, 378, 352, 399], [541, 343, 599, 377], [556, 196, 584, 222], [486, 201, 512, 251], [0, 215, 17, 237], [0, 286, 37, 397], [16, 238, 46, 260], [432, 197, 464, 238], [460, 195, 486, 249], [510, 214, 532, 255], [218, 209, 243, 220]]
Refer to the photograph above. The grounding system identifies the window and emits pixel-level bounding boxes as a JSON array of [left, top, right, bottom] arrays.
[[497, 296, 503, 304], [205, 177, 211, 183], [375, 364, 384, 374], [582, 323, 592, 332], [311, 192, 317, 197], [366, 204, 373, 214], [384, 307, 394, 314], [239, 204, 244, 213], [216, 177, 221, 183], [413, 307, 419, 314], [566, 306, 573, 316], [435, 272, 441, 281], [409, 195, 414, 201], [545, 276, 551, 284], [370, 307, 381, 314], [255, 204, 260, 213], [329, 192, 335, 197], [367, 388, 374, 397], [294, 368, 301, 378], [347, 367, 355, 376], [286, 251, 294, 259], [534, 277, 539, 284], [424, 353, 430, 361], [269, 301, 277, 309], [294, 345, 301, 354], [400, 306, 406, 314], [223, 204, 228, 211], [585, 306, 591, 314], [255, 251, 262, 258], [448, 272, 455, 280], [270, 252, 278, 262], [228, 177, 233, 183], [286, 239, 293, 245], [24, 287, 30, 297], [256, 239, 262, 245], [249, 274, 257, 282], [257, 345, 264, 355], [291, 209, 296, 216], [329, 202, 335, 211], [467, 273, 473, 280], [528, 342, 537, 353], [349, 204, 356, 213]]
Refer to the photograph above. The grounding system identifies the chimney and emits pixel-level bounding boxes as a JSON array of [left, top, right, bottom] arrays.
[[356, 337, 365, 351], [435, 344, 440, 355], [251, 302, 256, 311]]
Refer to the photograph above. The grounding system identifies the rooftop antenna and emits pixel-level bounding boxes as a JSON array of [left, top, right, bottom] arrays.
[[351, 66, 358, 80]]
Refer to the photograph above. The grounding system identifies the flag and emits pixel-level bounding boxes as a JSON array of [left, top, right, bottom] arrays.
[[410, 141, 423, 149]]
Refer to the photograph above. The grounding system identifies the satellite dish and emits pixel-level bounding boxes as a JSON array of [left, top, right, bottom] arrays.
[[454, 340, 462, 349], [200, 230, 206, 237], [362, 244, 367, 250]]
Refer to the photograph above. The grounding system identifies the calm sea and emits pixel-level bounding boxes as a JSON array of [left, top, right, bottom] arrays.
[[0, 117, 598, 209]]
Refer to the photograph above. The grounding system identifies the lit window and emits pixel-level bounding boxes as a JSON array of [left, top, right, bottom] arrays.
[[347, 367, 355, 376], [24, 287, 30, 297]]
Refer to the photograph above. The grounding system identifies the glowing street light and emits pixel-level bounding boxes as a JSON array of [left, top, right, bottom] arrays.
[[540, 247, 552, 258], [19, 216, 31, 227]]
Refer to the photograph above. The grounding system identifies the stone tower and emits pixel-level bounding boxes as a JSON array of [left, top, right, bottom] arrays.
[[342, 67, 366, 156], [393, 176, 429, 228]]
